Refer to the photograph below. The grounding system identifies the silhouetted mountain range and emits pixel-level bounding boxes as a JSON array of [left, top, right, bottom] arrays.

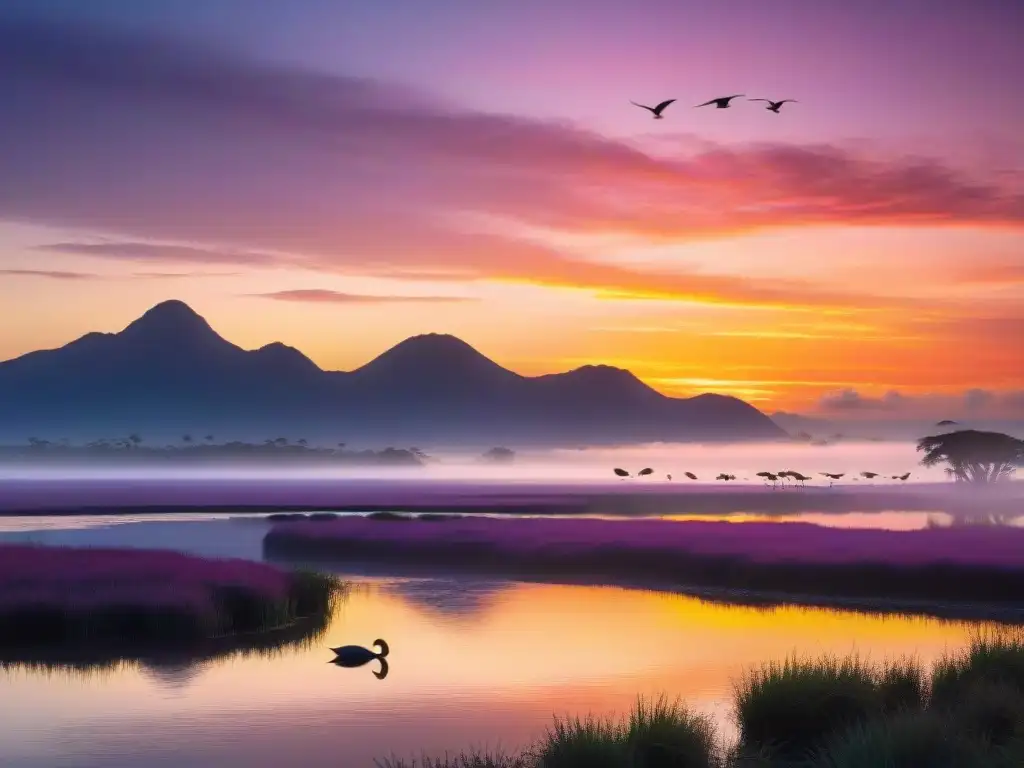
[[0, 300, 787, 446]]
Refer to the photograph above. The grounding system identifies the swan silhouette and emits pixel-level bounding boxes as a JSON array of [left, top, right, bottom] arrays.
[[331, 638, 389, 667]]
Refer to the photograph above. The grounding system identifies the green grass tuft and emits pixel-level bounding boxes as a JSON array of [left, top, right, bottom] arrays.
[[626, 695, 720, 768], [734, 654, 882, 759], [931, 630, 1024, 707], [536, 714, 630, 767], [813, 710, 989, 768], [877, 656, 927, 714]]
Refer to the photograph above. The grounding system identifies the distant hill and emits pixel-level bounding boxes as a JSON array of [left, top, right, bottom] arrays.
[[0, 300, 788, 447]]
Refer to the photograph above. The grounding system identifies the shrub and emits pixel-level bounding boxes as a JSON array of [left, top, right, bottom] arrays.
[[735, 655, 881, 759]]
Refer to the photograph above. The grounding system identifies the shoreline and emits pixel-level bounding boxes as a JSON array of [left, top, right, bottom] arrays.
[[1, 477, 1020, 516], [267, 551, 1024, 625]]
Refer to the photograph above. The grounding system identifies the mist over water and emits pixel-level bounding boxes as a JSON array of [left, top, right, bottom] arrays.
[[0, 440, 948, 485]]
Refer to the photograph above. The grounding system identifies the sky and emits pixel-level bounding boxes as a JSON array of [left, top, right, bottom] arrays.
[[0, 0, 1021, 419]]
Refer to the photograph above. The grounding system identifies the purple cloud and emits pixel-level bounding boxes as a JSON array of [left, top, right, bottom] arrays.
[[252, 289, 475, 304], [0, 17, 1021, 306]]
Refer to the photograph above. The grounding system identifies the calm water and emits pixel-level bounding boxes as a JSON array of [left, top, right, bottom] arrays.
[[0, 513, 1014, 767]]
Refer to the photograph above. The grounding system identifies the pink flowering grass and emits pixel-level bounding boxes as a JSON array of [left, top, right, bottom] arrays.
[[0, 544, 339, 652], [264, 516, 1024, 608]]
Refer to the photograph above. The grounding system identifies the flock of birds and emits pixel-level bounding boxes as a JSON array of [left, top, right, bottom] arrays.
[[613, 468, 912, 488], [631, 94, 796, 119]]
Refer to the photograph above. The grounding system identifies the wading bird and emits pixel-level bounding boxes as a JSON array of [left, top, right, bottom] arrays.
[[820, 472, 845, 487], [613, 467, 630, 478], [696, 95, 744, 109], [716, 473, 737, 481], [631, 99, 676, 119], [684, 471, 698, 481], [860, 471, 879, 482], [788, 472, 811, 486], [897, 472, 911, 481], [749, 98, 796, 113], [756, 471, 779, 488], [637, 467, 654, 477]]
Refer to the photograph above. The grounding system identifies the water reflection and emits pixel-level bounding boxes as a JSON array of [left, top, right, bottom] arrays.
[[386, 578, 510, 619], [331, 655, 389, 680], [1, 578, 1016, 768]]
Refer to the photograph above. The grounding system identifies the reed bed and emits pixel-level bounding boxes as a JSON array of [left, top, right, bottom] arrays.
[[379, 632, 1024, 768], [0, 544, 340, 656], [264, 516, 1024, 606]]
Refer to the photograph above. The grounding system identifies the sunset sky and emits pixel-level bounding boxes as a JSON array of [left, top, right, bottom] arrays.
[[0, 1, 1021, 419]]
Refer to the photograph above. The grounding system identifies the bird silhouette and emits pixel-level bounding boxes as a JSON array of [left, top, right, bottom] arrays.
[[756, 471, 779, 488], [820, 472, 844, 487], [613, 467, 631, 478], [666, 473, 673, 481], [684, 471, 698, 481], [860, 472, 879, 482], [749, 98, 797, 113], [696, 95, 744, 109], [637, 467, 655, 477], [331, 639, 389, 678], [631, 99, 676, 119]]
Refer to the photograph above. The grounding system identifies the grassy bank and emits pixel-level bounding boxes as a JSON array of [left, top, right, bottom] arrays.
[[379, 632, 1024, 767], [263, 516, 1024, 608], [0, 544, 341, 659]]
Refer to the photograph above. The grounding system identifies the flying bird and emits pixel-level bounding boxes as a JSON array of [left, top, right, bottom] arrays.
[[631, 99, 676, 119], [696, 95, 745, 109], [820, 472, 844, 487], [749, 98, 797, 113]]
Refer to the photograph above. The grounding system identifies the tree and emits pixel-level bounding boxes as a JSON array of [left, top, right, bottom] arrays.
[[128, 433, 142, 448], [917, 429, 1024, 485]]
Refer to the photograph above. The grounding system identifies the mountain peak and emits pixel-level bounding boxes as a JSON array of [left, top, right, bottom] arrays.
[[353, 333, 519, 385], [253, 341, 321, 372], [118, 300, 230, 349]]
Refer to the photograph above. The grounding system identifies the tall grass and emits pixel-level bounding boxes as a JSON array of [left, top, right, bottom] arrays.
[[735, 655, 883, 759], [0, 544, 340, 656], [813, 710, 992, 768], [379, 636, 1024, 767], [931, 629, 1024, 706]]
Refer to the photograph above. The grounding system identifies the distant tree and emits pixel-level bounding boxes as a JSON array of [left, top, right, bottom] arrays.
[[205, 435, 214, 442], [337, 442, 347, 450], [482, 447, 516, 464], [917, 429, 1024, 485], [296, 438, 308, 447], [128, 433, 142, 448], [274, 437, 288, 446], [182, 434, 193, 444]]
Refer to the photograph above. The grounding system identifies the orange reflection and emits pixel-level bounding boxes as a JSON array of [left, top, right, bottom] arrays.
[[0, 579, 1002, 766]]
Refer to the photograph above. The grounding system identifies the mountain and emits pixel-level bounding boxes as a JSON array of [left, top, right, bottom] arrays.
[[0, 300, 788, 446]]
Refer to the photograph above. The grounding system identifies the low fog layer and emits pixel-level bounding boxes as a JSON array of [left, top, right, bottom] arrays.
[[0, 440, 965, 485]]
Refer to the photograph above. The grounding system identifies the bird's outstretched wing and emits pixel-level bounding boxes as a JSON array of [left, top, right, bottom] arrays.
[[694, 99, 719, 107], [778, 99, 797, 104], [631, 101, 656, 113], [749, 98, 772, 102], [653, 98, 676, 113]]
